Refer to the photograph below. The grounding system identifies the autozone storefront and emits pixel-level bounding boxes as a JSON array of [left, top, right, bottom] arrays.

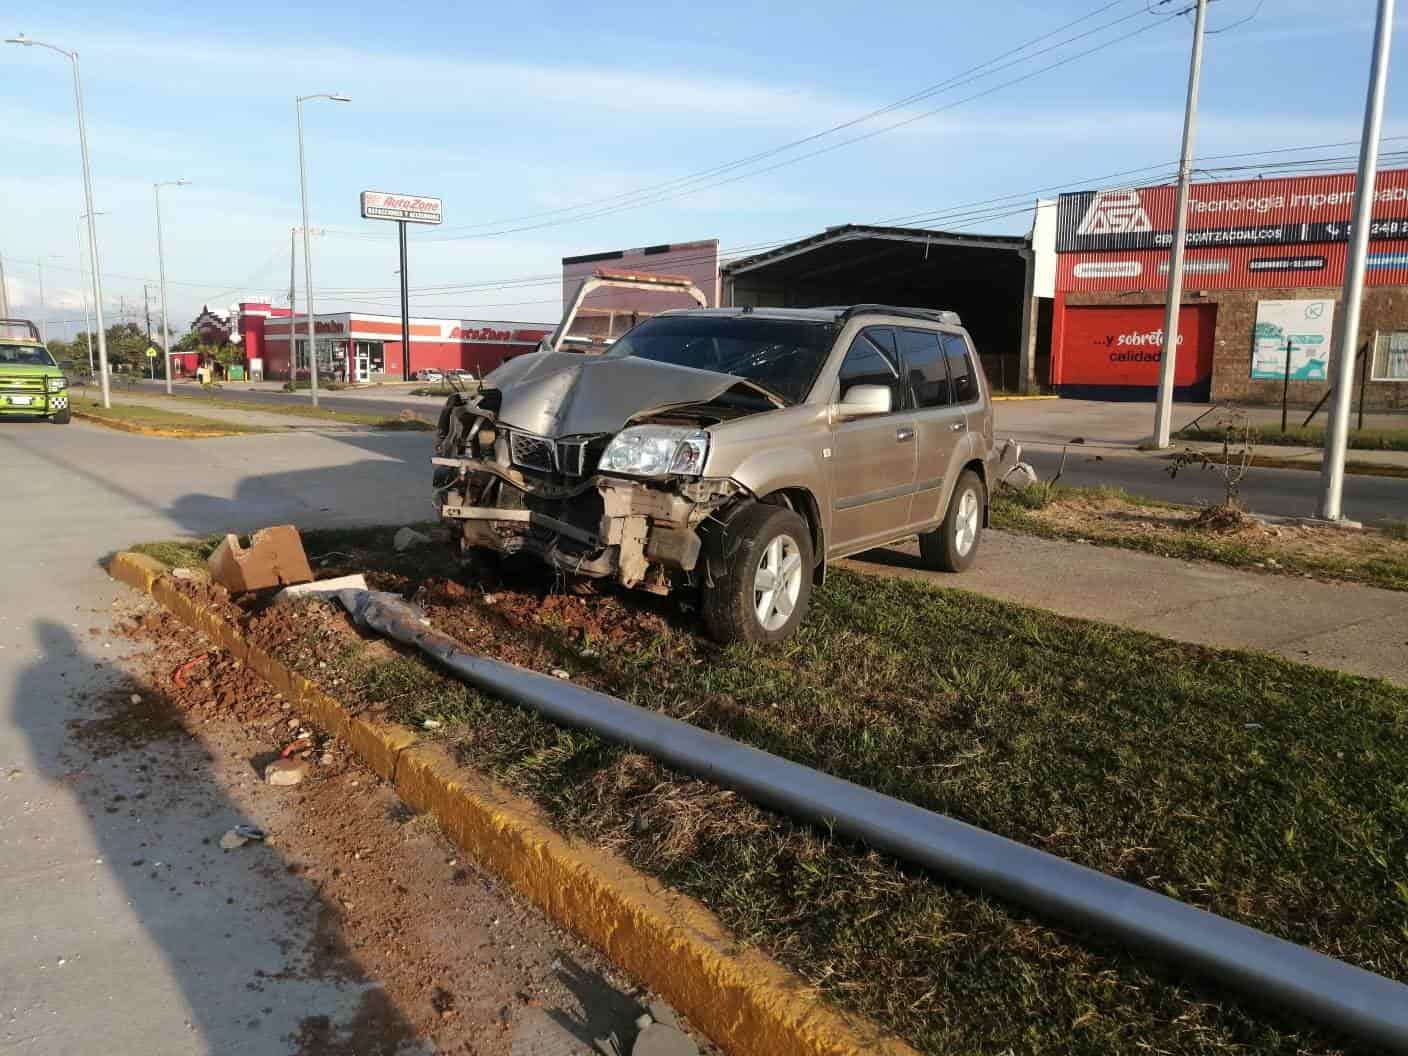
[[1052, 169, 1408, 406], [258, 313, 551, 382]]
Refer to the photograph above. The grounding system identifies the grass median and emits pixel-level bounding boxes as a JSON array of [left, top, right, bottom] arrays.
[[135, 526, 1408, 1054], [72, 397, 274, 436], [1181, 423, 1408, 452], [992, 485, 1408, 592]]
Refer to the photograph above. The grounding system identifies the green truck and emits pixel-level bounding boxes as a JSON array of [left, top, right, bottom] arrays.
[[0, 318, 69, 424]]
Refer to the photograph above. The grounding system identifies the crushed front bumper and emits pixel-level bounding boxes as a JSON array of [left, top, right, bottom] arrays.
[[433, 455, 741, 593]]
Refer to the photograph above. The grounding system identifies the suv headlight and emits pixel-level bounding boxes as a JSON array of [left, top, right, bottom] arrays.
[[45, 375, 68, 392], [599, 426, 709, 478]]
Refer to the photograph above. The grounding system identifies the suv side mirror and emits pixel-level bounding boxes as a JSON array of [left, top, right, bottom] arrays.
[[836, 384, 892, 419]]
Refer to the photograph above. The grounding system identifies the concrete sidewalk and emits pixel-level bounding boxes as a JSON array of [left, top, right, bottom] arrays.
[[845, 530, 1408, 686]]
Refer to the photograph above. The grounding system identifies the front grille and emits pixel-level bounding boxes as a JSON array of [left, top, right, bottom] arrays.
[[0, 378, 45, 395], [510, 431, 556, 473]]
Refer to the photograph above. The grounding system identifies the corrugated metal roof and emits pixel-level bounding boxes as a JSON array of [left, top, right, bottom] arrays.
[[722, 224, 1026, 276]]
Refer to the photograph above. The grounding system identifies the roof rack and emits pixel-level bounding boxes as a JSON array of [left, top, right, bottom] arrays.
[[836, 305, 962, 326], [0, 318, 42, 342]]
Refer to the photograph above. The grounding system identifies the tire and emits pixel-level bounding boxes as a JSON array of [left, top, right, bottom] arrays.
[[702, 503, 814, 645], [50, 407, 71, 425], [919, 469, 984, 573]]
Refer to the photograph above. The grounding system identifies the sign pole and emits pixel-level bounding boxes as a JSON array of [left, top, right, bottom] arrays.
[[399, 220, 410, 381], [1319, 0, 1395, 521], [1280, 338, 1292, 433], [1152, 0, 1208, 449]]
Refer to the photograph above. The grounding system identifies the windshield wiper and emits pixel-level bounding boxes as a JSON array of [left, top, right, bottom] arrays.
[[729, 378, 788, 408]]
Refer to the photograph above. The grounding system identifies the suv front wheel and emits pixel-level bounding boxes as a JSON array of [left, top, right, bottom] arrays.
[[702, 503, 814, 644], [919, 469, 984, 572]]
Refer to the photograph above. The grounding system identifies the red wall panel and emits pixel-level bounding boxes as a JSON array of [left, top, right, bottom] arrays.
[[1055, 303, 1216, 389]]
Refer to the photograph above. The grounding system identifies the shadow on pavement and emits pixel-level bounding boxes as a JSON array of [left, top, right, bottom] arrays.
[[13, 620, 428, 1054]]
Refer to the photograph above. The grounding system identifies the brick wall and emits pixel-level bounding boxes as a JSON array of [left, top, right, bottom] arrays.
[[1064, 286, 1408, 409]]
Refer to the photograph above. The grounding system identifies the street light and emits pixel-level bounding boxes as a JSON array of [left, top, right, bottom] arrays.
[[295, 92, 350, 406], [7, 33, 113, 408], [154, 179, 190, 395]]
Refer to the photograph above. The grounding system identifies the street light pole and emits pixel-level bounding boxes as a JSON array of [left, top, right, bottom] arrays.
[[6, 34, 113, 407], [154, 179, 190, 395], [295, 92, 350, 407], [1151, 0, 1209, 449], [1319, 0, 1396, 521]]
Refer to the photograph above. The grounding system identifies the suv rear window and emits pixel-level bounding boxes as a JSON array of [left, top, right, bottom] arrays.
[[605, 315, 837, 406], [0, 343, 56, 367], [941, 333, 978, 404]]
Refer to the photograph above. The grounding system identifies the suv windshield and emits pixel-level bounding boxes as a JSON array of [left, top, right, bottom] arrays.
[[0, 343, 56, 368], [604, 315, 837, 406]]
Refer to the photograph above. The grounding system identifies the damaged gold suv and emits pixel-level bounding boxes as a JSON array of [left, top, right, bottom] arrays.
[[432, 305, 997, 643]]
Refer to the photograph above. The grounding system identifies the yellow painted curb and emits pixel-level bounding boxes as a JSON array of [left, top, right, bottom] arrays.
[[106, 551, 921, 1056], [73, 410, 253, 438]]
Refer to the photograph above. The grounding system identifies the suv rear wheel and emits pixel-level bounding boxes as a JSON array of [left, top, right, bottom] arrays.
[[702, 503, 814, 644], [918, 469, 984, 572]]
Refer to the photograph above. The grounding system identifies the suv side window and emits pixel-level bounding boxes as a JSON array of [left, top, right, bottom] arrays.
[[897, 328, 950, 408], [837, 327, 904, 411], [941, 332, 979, 404]]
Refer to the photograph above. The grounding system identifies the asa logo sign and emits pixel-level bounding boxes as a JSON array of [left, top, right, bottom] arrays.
[[1076, 189, 1153, 237]]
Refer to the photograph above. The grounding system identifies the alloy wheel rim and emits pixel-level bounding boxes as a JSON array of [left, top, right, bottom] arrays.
[[954, 489, 979, 556], [754, 533, 804, 631]]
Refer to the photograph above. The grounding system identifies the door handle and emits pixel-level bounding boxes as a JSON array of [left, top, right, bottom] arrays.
[[950, 422, 965, 432], [896, 427, 915, 443]]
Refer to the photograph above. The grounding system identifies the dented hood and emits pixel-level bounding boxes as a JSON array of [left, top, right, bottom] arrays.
[[481, 352, 745, 437]]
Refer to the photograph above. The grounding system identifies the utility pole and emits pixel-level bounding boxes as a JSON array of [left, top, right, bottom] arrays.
[[1320, 0, 1396, 521], [289, 225, 297, 375], [1151, 0, 1209, 449], [38, 257, 46, 341], [154, 179, 189, 395], [0, 252, 9, 317], [296, 92, 351, 407]]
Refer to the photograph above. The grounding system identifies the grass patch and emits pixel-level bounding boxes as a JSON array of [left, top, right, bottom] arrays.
[[1182, 423, 1408, 451], [72, 398, 273, 436], [182, 527, 1408, 1055], [992, 486, 1408, 592]]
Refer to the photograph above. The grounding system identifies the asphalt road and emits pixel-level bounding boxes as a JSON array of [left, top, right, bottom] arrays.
[[1022, 447, 1407, 525], [0, 420, 671, 1055]]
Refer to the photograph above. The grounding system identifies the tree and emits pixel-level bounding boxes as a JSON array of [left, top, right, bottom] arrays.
[[210, 343, 244, 369], [103, 322, 151, 372]]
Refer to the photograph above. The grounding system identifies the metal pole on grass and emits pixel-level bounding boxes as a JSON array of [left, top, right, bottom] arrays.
[[1151, 0, 1209, 449], [1319, 0, 1395, 520]]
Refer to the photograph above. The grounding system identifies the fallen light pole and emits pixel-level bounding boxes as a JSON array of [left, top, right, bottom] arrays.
[[340, 588, 1408, 1052]]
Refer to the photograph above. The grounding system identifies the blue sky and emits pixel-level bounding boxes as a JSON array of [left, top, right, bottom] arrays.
[[0, 0, 1402, 337]]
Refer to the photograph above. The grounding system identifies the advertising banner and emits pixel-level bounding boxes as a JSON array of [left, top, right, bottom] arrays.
[[1249, 299, 1336, 381], [1057, 303, 1216, 390], [1055, 169, 1408, 292], [360, 191, 443, 225]]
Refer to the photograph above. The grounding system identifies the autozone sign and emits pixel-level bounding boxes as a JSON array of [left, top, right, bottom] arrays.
[[360, 191, 443, 225]]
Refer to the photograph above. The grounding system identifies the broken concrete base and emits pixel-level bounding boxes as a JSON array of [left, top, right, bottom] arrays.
[[207, 526, 314, 593], [275, 574, 370, 604]]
